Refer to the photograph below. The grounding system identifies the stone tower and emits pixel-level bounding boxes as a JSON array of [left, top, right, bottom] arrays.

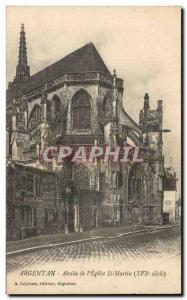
[[139, 93, 165, 222]]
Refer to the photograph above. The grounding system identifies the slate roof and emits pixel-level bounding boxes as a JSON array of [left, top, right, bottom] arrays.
[[7, 43, 111, 99]]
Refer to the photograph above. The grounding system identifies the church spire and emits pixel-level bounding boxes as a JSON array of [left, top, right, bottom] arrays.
[[12, 23, 30, 85], [144, 93, 149, 110]]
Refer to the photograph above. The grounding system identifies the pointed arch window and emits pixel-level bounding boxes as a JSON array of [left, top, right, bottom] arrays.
[[51, 95, 62, 119], [49, 95, 64, 135], [128, 166, 142, 202], [73, 164, 90, 189], [72, 91, 91, 130], [28, 104, 41, 131]]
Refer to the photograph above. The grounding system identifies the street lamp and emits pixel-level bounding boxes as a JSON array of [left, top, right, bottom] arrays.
[[65, 186, 71, 235]]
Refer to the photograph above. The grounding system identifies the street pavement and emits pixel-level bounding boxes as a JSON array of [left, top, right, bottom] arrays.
[[7, 226, 181, 273]]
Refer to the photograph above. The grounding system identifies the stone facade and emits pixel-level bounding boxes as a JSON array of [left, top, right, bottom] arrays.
[[6, 25, 170, 240]]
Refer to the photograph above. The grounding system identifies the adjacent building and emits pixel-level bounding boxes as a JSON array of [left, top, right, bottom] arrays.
[[163, 167, 178, 223]]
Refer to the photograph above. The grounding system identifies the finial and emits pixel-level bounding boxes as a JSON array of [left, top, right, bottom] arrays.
[[41, 84, 48, 103], [21, 23, 24, 32], [157, 100, 163, 111], [144, 93, 149, 110], [144, 93, 149, 100], [112, 69, 117, 87], [11, 24, 30, 85]]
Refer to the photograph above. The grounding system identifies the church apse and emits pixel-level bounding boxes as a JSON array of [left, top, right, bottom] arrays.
[[6, 24, 171, 239]]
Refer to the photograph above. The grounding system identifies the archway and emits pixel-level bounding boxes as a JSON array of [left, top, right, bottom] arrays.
[[128, 165, 143, 203], [128, 164, 144, 224], [73, 163, 91, 190]]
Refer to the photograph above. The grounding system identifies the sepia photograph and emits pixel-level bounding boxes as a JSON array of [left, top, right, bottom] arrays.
[[6, 6, 182, 295]]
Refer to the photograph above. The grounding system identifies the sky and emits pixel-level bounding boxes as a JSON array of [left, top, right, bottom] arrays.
[[6, 6, 181, 194]]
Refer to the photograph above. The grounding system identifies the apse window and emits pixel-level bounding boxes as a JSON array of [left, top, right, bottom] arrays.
[[72, 91, 91, 130]]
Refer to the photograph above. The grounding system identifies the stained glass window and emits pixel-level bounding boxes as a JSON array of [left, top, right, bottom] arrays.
[[72, 91, 91, 130]]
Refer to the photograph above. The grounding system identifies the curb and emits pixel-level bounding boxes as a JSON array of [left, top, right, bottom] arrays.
[[6, 225, 180, 258], [147, 224, 180, 232]]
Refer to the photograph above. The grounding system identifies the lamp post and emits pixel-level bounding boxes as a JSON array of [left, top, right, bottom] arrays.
[[65, 186, 71, 235]]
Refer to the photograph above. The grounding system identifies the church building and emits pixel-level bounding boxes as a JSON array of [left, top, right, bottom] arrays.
[[6, 24, 170, 240]]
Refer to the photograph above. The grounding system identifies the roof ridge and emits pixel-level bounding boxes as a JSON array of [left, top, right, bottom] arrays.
[[8, 42, 111, 99], [24, 43, 95, 83]]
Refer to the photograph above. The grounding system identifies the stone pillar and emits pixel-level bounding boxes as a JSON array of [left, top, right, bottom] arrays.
[[143, 177, 147, 205], [74, 203, 79, 232], [66, 99, 71, 134], [24, 109, 28, 130], [116, 194, 121, 222], [112, 193, 116, 221], [12, 99, 17, 130], [157, 100, 163, 128], [36, 143, 40, 157], [12, 115, 17, 131], [11, 100, 18, 160], [92, 87, 98, 135], [12, 138, 18, 161], [41, 84, 48, 121], [58, 211, 63, 233], [43, 102, 47, 123], [22, 96, 28, 130], [64, 198, 69, 235], [31, 208, 34, 228], [36, 143, 40, 167], [79, 205, 83, 232], [65, 85, 72, 135], [40, 123, 46, 153], [143, 177, 148, 223], [122, 165, 129, 224], [95, 209, 99, 228]]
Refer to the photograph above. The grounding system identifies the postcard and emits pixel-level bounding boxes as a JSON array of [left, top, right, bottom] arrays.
[[6, 6, 182, 295]]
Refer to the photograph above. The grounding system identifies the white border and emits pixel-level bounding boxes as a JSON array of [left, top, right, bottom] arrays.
[[0, 1, 185, 299]]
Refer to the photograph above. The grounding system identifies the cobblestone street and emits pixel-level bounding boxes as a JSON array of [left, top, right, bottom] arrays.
[[7, 227, 181, 273]]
